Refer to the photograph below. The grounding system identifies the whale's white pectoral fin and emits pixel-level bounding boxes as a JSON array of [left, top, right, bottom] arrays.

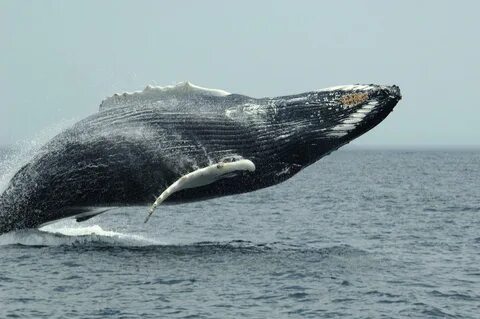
[[144, 159, 255, 223]]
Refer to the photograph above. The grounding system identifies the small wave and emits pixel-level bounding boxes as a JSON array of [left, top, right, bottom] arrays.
[[424, 206, 480, 213], [429, 289, 478, 301]]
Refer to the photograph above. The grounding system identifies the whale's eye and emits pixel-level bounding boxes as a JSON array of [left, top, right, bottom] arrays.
[[339, 93, 369, 107]]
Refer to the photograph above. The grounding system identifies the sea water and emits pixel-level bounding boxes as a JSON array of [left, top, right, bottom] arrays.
[[0, 148, 479, 318]]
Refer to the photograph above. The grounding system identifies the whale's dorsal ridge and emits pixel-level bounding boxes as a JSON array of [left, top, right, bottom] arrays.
[[99, 81, 231, 112]]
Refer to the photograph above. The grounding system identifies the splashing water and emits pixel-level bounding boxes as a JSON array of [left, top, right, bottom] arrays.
[[0, 118, 77, 193], [0, 221, 165, 247]]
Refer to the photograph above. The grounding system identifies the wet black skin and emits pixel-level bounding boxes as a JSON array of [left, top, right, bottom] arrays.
[[0, 85, 401, 233]]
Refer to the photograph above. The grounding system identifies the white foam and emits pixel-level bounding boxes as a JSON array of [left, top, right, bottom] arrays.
[[44, 224, 163, 244], [41, 224, 119, 237], [0, 223, 164, 247]]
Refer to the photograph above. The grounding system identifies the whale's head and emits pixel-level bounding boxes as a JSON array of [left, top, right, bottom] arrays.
[[271, 84, 401, 167]]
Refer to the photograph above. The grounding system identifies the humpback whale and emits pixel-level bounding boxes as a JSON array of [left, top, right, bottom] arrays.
[[0, 82, 401, 234]]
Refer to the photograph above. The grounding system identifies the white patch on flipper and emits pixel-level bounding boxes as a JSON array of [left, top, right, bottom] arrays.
[[100, 81, 231, 111], [145, 159, 255, 223]]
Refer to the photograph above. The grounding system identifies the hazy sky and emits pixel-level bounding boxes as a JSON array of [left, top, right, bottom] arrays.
[[1, 1, 478, 146]]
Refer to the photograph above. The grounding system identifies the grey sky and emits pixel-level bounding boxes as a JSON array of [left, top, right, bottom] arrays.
[[1, 0, 478, 146]]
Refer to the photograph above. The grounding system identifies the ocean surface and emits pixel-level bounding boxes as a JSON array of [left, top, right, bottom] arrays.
[[0, 148, 479, 318]]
